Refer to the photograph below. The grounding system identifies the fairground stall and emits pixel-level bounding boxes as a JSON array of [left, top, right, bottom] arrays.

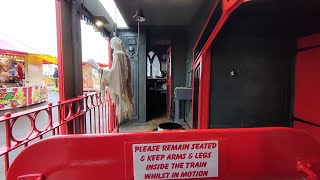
[[82, 61, 108, 91], [39, 54, 59, 88], [0, 37, 55, 110]]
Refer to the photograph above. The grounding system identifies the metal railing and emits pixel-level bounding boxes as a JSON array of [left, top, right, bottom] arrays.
[[0, 91, 117, 179]]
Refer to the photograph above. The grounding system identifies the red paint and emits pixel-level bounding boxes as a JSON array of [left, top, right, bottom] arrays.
[[295, 121, 320, 144], [0, 91, 112, 177], [294, 33, 320, 143], [7, 128, 320, 180], [192, 49, 211, 129], [199, 48, 211, 129], [0, 49, 28, 56], [55, 0, 65, 101], [296, 161, 319, 180], [166, 46, 172, 118], [295, 47, 320, 125]]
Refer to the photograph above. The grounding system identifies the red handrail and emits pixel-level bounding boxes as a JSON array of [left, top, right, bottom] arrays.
[[0, 91, 117, 179], [6, 127, 320, 180]]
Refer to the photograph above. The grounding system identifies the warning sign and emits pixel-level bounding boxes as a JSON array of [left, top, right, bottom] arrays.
[[132, 140, 218, 179]]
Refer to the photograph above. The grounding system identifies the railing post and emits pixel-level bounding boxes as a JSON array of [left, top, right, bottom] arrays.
[[78, 96, 85, 134], [1, 91, 113, 179], [97, 92, 101, 133], [57, 101, 67, 134], [4, 112, 12, 177], [48, 103, 54, 135]]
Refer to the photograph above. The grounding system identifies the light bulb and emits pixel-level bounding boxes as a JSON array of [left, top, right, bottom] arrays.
[[95, 20, 103, 27]]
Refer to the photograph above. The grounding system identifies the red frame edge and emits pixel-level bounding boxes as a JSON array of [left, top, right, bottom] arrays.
[[191, 0, 247, 129]]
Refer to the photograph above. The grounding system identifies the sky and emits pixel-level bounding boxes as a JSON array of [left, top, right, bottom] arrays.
[[0, 0, 58, 56], [0, 0, 109, 64], [81, 19, 109, 65]]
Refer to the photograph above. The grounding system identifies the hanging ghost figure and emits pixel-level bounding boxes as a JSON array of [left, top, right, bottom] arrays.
[[88, 37, 134, 124]]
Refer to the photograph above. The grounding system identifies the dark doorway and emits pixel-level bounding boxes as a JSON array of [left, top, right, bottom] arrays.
[[146, 42, 170, 121], [192, 64, 201, 129]]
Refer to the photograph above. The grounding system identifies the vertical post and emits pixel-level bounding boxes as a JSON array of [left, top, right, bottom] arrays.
[[55, 0, 65, 100], [55, 0, 83, 134], [4, 113, 11, 178], [71, 0, 83, 134], [199, 48, 211, 129], [57, 101, 67, 134]]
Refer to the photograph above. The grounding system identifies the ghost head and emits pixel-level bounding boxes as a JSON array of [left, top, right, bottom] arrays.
[[110, 37, 125, 52]]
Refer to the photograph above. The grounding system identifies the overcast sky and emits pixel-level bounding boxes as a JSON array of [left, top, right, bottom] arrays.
[[0, 0, 57, 56], [0, 0, 109, 64]]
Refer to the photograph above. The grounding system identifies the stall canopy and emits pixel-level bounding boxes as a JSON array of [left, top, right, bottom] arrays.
[[28, 54, 57, 65]]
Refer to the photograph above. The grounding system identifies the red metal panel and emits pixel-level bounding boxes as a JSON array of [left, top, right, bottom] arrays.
[[294, 33, 320, 150], [198, 48, 211, 129], [297, 33, 320, 50], [0, 91, 112, 178], [295, 121, 320, 143], [167, 46, 172, 117], [7, 128, 320, 180], [295, 35, 320, 126]]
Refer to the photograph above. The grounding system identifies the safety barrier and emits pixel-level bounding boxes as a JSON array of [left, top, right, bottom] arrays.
[[6, 127, 320, 180], [0, 91, 117, 179]]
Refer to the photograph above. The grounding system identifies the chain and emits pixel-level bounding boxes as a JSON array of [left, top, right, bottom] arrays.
[[136, 22, 140, 56], [114, 1, 117, 35]]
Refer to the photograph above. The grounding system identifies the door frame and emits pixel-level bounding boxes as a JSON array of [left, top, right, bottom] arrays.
[[191, 0, 247, 129], [166, 46, 172, 118], [191, 49, 211, 129]]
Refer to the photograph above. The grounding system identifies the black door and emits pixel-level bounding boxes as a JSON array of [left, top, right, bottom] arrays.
[[118, 33, 139, 120], [192, 64, 201, 129]]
